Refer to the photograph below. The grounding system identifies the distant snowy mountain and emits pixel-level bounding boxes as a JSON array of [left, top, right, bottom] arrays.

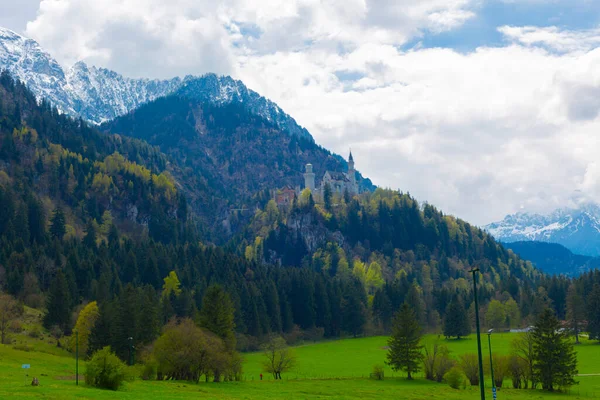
[[0, 27, 312, 140], [485, 203, 600, 256]]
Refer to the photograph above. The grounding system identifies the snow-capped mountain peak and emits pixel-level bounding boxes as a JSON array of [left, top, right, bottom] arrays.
[[0, 27, 312, 140], [485, 203, 600, 256]]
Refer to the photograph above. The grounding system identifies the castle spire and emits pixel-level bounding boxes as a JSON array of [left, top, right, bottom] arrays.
[[349, 149, 354, 162]]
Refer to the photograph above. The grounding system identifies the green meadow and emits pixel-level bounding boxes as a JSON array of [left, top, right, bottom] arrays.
[[2, 331, 600, 399]]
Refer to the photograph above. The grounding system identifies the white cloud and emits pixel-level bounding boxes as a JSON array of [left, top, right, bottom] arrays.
[[18, 0, 600, 225], [499, 25, 600, 53]]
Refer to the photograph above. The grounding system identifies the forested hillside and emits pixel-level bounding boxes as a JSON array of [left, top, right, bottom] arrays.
[[238, 189, 553, 332], [2, 71, 599, 363], [504, 241, 600, 276], [102, 95, 374, 240]]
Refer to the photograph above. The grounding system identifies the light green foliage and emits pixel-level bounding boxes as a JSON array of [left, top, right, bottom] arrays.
[[352, 259, 384, 294], [444, 366, 468, 389], [161, 271, 182, 298], [85, 346, 129, 390], [299, 188, 313, 207], [261, 336, 297, 379], [486, 300, 507, 329], [70, 301, 100, 355], [366, 261, 384, 293]]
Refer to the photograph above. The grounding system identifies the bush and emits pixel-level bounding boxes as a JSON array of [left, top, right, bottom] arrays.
[[458, 353, 480, 386], [423, 344, 455, 382], [85, 347, 128, 390], [8, 320, 22, 333], [371, 364, 385, 380], [49, 325, 63, 339], [28, 325, 42, 338], [444, 366, 467, 389], [141, 360, 157, 381], [13, 344, 34, 352]]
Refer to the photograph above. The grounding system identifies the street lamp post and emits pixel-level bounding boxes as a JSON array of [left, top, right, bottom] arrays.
[[75, 330, 79, 386], [488, 329, 495, 390], [470, 267, 486, 400], [128, 337, 133, 366]]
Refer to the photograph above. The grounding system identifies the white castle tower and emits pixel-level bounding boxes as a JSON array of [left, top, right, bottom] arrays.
[[304, 163, 315, 192], [348, 150, 356, 193]]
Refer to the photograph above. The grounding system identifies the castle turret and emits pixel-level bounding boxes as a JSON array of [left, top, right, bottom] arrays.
[[348, 150, 357, 194], [304, 163, 315, 192]]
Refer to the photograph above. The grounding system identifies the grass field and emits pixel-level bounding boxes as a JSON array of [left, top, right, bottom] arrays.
[[1, 331, 600, 399]]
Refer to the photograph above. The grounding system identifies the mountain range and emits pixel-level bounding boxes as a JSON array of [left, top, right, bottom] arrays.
[[485, 203, 600, 257], [0, 26, 373, 241], [0, 27, 312, 140], [503, 241, 600, 276]]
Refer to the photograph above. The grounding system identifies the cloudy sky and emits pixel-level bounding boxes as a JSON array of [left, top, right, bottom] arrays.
[[2, 0, 600, 225]]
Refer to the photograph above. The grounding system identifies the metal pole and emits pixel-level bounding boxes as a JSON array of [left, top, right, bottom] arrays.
[[470, 268, 486, 400], [488, 331, 495, 390], [75, 330, 79, 386], [128, 337, 133, 366]]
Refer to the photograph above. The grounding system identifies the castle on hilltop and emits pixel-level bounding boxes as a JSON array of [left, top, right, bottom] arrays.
[[272, 151, 359, 207], [304, 151, 358, 200]]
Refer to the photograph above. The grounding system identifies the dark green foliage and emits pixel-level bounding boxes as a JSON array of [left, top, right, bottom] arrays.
[[49, 207, 66, 240], [587, 284, 600, 341], [198, 285, 236, 350], [43, 270, 71, 333], [443, 296, 470, 339], [85, 346, 129, 390], [386, 304, 423, 379], [341, 278, 367, 337], [565, 284, 585, 343], [532, 309, 578, 391]]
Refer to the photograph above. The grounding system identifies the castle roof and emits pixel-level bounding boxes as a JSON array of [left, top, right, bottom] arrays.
[[349, 150, 354, 162], [324, 171, 350, 182]]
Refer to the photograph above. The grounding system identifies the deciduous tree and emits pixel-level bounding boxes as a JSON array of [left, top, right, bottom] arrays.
[[261, 335, 296, 380], [0, 292, 19, 344]]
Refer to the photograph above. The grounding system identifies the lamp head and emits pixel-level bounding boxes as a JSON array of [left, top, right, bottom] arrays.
[[488, 329, 494, 334]]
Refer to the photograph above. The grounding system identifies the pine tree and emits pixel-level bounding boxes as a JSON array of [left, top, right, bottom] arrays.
[[83, 220, 97, 248], [138, 286, 160, 345], [341, 278, 367, 337], [587, 284, 600, 341], [323, 183, 332, 210], [386, 303, 424, 379], [443, 296, 470, 339], [49, 207, 66, 240], [565, 284, 585, 344], [197, 284, 236, 350], [532, 308, 578, 391], [43, 270, 71, 332]]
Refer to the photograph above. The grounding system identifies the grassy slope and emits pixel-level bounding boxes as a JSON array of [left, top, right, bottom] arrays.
[[1, 333, 600, 399]]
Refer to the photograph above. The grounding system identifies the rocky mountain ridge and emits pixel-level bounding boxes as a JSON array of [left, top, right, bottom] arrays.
[[485, 203, 600, 256], [0, 27, 312, 140]]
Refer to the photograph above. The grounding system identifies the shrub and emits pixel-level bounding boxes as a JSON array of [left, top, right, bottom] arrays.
[[444, 366, 468, 389], [8, 320, 22, 333], [371, 364, 385, 380], [85, 346, 128, 390], [485, 354, 509, 388], [28, 325, 42, 338], [423, 344, 455, 382], [141, 360, 157, 381], [13, 344, 34, 352], [458, 353, 480, 386], [49, 325, 63, 339]]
